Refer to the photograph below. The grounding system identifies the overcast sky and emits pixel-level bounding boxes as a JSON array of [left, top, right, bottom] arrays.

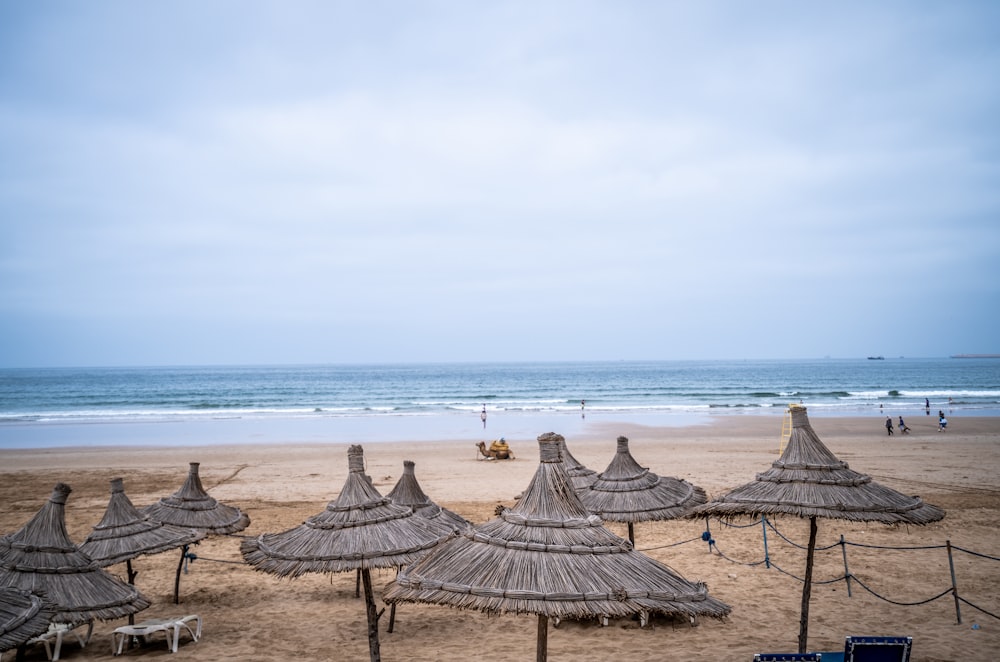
[[1, 2, 998, 367]]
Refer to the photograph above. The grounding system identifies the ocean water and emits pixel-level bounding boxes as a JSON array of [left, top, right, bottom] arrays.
[[1, 358, 998, 449]]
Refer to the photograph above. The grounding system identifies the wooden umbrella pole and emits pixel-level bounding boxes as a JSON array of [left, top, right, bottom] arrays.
[[798, 516, 818, 654], [627, 522, 635, 546], [536, 613, 548, 662], [173, 544, 189, 605], [361, 568, 382, 662], [127, 559, 138, 625]]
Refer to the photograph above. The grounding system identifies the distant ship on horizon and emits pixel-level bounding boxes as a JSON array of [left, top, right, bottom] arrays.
[[867, 355, 885, 360]]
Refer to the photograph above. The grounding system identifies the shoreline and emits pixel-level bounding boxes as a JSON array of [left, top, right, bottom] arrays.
[[0, 405, 993, 451], [2, 414, 999, 660]]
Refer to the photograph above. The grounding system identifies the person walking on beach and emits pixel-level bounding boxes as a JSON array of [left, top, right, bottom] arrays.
[[898, 416, 911, 434], [480, 405, 487, 429], [885, 416, 894, 436]]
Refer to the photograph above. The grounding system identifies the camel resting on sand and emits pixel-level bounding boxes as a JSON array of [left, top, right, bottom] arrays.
[[476, 439, 514, 460]]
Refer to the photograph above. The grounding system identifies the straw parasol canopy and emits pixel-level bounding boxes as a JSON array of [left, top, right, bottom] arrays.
[[0, 588, 55, 654], [689, 405, 944, 653], [385, 432, 730, 662], [578, 435, 706, 545], [558, 437, 598, 491], [386, 461, 471, 533], [81, 477, 204, 571], [143, 462, 250, 535], [241, 445, 458, 662], [143, 462, 250, 604], [0, 483, 150, 624]]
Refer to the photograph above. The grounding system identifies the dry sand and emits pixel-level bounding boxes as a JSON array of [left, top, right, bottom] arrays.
[[2, 414, 998, 661]]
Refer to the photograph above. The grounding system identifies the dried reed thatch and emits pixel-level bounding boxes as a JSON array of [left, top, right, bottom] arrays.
[[690, 405, 945, 524], [558, 437, 598, 490], [578, 435, 706, 544], [241, 445, 458, 662], [81, 477, 204, 569], [143, 462, 250, 604], [0, 484, 150, 624], [689, 405, 945, 653], [0, 588, 54, 653], [143, 462, 250, 534], [385, 432, 730, 662], [387, 461, 471, 533]]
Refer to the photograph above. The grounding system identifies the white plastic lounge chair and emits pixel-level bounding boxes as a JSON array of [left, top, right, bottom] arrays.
[[111, 615, 201, 655], [25, 621, 93, 662]]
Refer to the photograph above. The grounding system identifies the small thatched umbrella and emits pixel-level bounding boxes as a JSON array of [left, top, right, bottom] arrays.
[[384, 460, 471, 632], [387, 461, 471, 533], [578, 435, 706, 545], [0, 587, 55, 656], [0, 483, 150, 625], [558, 437, 598, 491], [689, 405, 945, 653], [143, 462, 250, 604], [385, 432, 731, 662], [241, 445, 458, 662], [81, 477, 204, 622]]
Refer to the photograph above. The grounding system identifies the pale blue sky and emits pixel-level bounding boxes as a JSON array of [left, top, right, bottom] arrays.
[[1, 1, 998, 367]]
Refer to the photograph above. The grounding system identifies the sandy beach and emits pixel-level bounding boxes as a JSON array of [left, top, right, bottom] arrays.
[[2, 414, 998, 661]]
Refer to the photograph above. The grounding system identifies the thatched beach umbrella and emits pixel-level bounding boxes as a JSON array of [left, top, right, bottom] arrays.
[[515, 437, 596, 501], [558, 437, 598, 491], [81, 477, 203, 622], [0, 587, 55, 656], [387, 461, 471, 533], [241, 445, 458, 662], [384, 460, 471, 632], [689, 405, 944, 653], [578, 435, 706, 545], [385, 432, 731, 662], [143, 462, 250, 604], [0, 483, 150, 625]]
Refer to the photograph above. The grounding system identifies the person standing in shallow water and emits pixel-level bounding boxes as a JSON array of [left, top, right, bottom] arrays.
[[885, 416, 894, 436]]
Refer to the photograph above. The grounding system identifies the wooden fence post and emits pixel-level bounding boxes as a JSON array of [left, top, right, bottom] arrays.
[[946, 540, 962, 624]]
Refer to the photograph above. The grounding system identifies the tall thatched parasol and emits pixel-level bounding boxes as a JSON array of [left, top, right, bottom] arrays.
[[689, 405, 945, 653], [578, 435, 706, 545], [0, 587, 55, 655], [0, 483, 150, 625], [143, 462, 250, 604], [386, 461, 471, 533], [385, 432, 731, 662], [241, 445, 458, 662]]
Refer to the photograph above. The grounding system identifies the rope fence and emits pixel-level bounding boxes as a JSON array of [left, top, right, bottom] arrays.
[[184, 517, 998, 625], [640, 516, 1000, 625]]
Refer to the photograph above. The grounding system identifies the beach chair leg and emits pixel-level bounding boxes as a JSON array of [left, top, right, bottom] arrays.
[[49, 630, 63, 661]]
